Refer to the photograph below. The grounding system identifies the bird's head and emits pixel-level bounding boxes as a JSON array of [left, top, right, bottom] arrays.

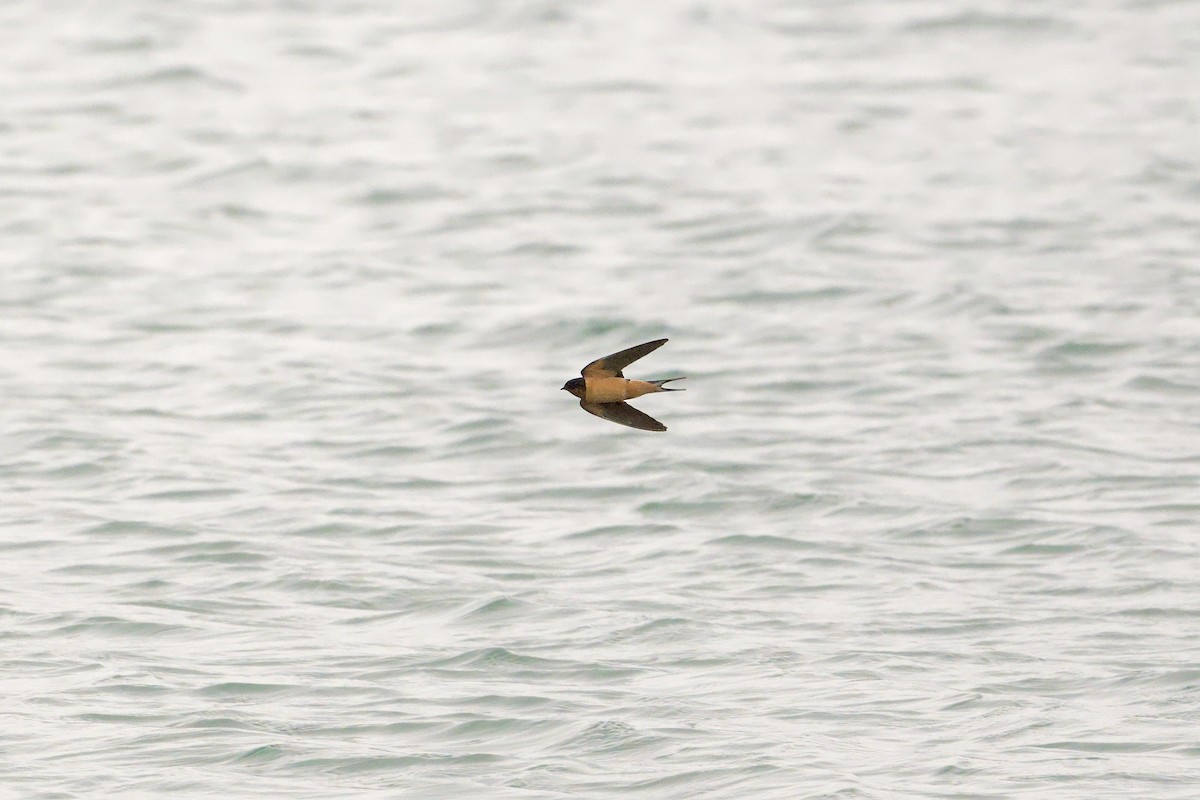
[[561, 377, 585, 398]]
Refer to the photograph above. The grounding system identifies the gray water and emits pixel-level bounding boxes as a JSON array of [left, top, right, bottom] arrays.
[[5, 2, 1200, 798]]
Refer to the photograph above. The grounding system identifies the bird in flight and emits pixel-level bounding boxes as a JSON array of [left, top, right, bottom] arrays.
[[561, 338, 685, 432]]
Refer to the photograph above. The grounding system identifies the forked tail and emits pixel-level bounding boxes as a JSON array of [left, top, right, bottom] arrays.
[[652, 377, 686, 391]]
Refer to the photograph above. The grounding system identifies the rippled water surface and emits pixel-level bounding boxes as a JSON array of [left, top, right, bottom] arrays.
[[5, 1, 1200, 798]]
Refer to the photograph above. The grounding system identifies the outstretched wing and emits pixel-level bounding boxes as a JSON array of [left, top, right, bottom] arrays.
[[581, 338, 668, 378], [579, 400, 667, 432]]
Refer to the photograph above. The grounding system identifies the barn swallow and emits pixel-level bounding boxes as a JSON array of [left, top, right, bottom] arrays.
[[561, 338, 685, 432]]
